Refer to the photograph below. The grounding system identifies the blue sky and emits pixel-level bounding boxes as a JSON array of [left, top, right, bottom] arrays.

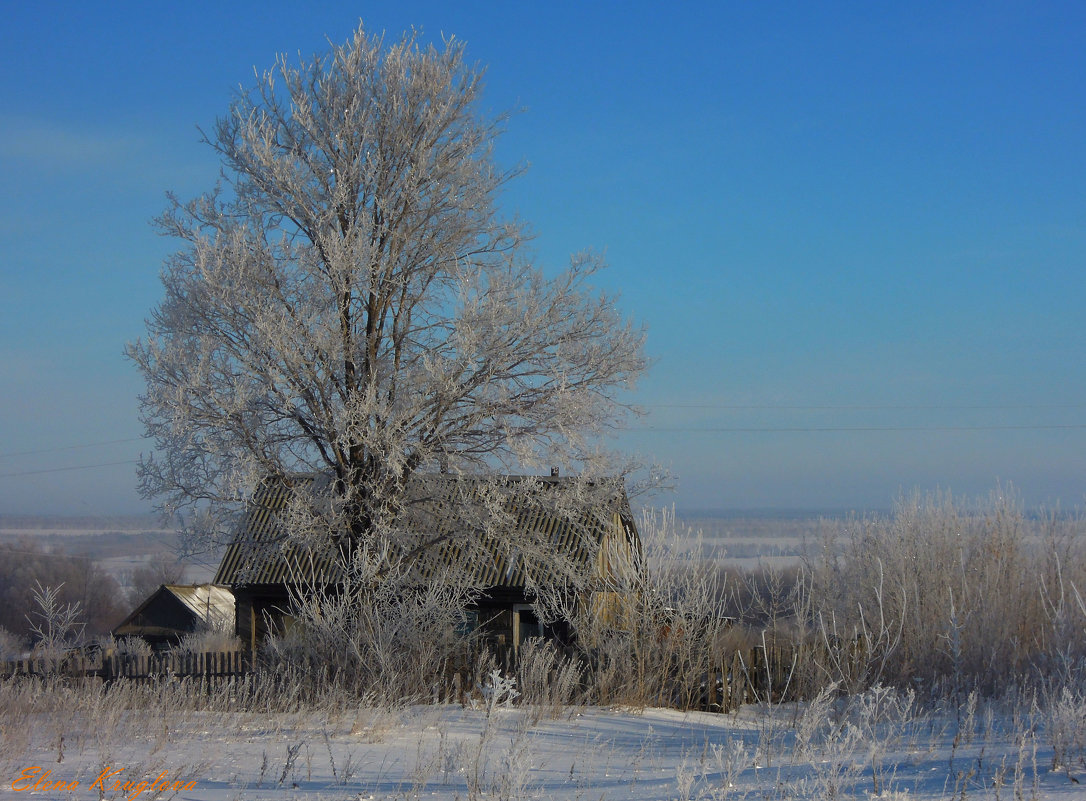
[[1, 2, 1084, 515]]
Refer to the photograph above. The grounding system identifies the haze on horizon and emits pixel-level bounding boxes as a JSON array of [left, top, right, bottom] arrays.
[[1, 2, 1083, 517]]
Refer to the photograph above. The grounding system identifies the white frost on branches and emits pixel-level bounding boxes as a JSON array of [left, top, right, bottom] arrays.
[[127, 25, 648, 565]]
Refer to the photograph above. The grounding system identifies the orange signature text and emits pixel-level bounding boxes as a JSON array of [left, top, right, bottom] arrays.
[[11, 766, 197, 799]]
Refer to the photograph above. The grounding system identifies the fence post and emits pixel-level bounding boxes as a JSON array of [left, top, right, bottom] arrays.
[[734, 649, 744, 709], [708, 656, 718, 711]]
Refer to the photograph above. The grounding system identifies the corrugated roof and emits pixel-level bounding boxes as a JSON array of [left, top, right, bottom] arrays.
[[164, 584, 236, 625], [213, 474, 639, 589]]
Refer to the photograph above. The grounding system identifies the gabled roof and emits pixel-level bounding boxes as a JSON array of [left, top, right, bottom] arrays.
[[165, 584, 236, 622], [213, 473, 639, 589], [113, 583, 235, 639]]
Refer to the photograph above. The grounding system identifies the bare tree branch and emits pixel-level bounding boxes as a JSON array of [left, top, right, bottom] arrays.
[[127, 24, 648, 563]]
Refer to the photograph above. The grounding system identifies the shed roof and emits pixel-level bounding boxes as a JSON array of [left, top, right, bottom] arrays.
[[213, 473, 639, 589], [113, 583, 235, 639], [164, 583, 236, 622]]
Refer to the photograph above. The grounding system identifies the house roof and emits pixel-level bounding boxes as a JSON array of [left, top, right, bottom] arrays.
[[113, 583, 235, 639], [165, 583, 236, 622], [213, 473, 639, 589]]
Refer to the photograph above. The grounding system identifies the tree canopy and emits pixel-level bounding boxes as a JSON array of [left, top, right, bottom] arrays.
[[128, 25, 646, 563]]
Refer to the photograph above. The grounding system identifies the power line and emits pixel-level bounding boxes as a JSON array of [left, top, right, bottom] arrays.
[[0, 458, 139, 477], [0, 438, 143, 460], [641, 403, 1086, 410], [0, 407, 1079, 462], [0, 543, 220, 577], [2, 423, 1083, 477], [629, 424, 1086, 433]]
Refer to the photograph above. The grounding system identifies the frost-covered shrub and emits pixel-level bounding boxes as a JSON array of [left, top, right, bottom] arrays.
[[0, 627, 24, 661], [175, 628, 241, 654], [803, 487, 1086, 694], [555, 507, 737, 709], [1045, 686, 1086, 776], [261, 544, 476, 706], [100, 635, 153, 657], [515, 637, 584, 719]]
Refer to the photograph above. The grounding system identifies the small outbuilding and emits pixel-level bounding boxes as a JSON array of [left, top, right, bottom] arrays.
[[112, 583, 235, 650]]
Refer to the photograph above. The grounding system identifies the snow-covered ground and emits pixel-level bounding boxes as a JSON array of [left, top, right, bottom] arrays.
[[2, 689, 1083, 800]]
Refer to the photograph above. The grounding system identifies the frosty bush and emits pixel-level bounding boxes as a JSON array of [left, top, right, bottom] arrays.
[[515, 638, 584, 720], [27, 582, 85, 658], [1044, 686, 1086, 776], [98, 635, 153, 657], [557, 506, 736, 709], [803, 487, 1086, 695], [175, 628, 241, 655], [0, 627, 23, 662], [262, 543, 475, 705]]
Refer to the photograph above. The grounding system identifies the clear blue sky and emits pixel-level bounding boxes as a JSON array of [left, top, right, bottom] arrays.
[[1, 1, 1084, 515]]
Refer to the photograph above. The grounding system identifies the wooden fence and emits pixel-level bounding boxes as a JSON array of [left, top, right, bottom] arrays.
[[0, 650, 247, 683]]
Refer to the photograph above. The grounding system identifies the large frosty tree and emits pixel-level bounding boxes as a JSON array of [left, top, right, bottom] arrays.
[[128, 25, 646, 562]]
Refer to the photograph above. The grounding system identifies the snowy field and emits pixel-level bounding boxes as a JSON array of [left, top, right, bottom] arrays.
[[3, 687, 1084, 800]]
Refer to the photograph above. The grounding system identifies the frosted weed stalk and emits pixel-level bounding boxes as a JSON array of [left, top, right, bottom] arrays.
[[847, 683, 917, 795], [707, 738, 750, 801], [673, 737, 754, 801], [742, 631, 797, 769], [789, 687, 862, 800], [461, 668, 526, 799], [515, 637, 584, 724], [1043, 686, 1086, 779]]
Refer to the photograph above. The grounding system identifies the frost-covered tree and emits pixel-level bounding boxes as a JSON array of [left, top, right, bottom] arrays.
[[128, 25, 646, 568]]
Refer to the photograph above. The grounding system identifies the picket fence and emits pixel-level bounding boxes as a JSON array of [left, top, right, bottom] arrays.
[[0, 650, 247, 683]]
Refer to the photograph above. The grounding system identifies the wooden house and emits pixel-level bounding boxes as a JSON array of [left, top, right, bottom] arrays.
[[112, 583, 235, 650], [212, 473, 641, 655]]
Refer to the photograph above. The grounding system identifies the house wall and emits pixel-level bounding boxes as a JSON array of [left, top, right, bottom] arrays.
[[233, 586, 293, 654], [113, 591, 200, 647], [233, 583, 575, 656], [475, 606, 512, 646], [128, 593, 196, 632]]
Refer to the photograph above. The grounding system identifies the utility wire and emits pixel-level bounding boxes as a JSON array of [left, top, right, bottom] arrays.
[[2, 422, 1085, 478], [0, 459, 139, 479], [642, 403, 1086, 410], [2, 407, 1080, 460], [629, 424, 1086, 433], [0, 543, 221, 579], [0, 546, 97, 560], [0, 437, 143, 460], [2, 419, 1083, 479]]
